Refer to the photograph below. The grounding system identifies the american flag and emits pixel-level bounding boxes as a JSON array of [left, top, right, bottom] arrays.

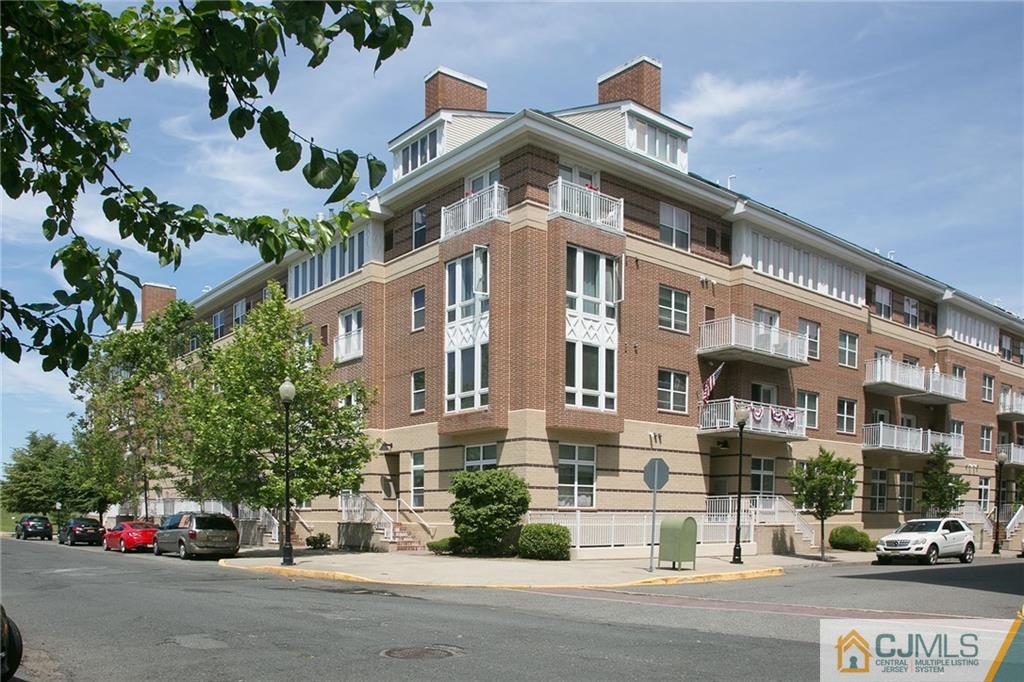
[[701, 363, 725, 403]]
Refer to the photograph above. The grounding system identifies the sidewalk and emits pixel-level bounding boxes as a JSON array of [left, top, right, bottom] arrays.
[[219, 548, 879, 589]]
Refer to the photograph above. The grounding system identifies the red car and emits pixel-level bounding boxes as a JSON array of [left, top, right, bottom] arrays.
[[103, 521, 158, 553]]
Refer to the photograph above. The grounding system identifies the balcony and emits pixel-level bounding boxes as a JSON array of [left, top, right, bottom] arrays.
[[441, 183, 509, 240], [862, 422, 964, 458], [333, 329, 363, 363], [698, 316, 809, 368], [547, 177, 623, 232], [997, 443, 1024, 466], [863, 358, 965, 404], [998, 393, 1024, 421], [699, 397, 807, 441]]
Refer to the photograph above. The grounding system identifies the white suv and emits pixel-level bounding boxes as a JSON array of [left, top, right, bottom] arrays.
[[875, 518, 975, 565]]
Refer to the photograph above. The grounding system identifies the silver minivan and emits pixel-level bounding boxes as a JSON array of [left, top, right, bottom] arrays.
[[154, 513, 239, 559]]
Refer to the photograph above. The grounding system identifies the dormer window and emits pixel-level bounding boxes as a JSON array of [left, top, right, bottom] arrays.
[[627, 114, 686, 168], [396, 127, 440, 179]]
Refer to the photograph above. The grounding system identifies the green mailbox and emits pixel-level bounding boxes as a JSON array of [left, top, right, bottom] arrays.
[[657, 516, 698, 570]]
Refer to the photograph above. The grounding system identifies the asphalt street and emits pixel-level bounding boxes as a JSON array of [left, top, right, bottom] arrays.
[[2, 537, 1021, 681]]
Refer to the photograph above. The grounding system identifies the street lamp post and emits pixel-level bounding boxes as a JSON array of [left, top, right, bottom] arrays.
[[993, 450, 1007, 555], [732, 403, 750, 565], [279, 378, 296, 567]]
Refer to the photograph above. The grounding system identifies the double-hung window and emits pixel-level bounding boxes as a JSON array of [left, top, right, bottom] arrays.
[[797, 390, 818, 429], [410, 453, 424, 508], [980, 426, 993, 453], [464, 444, 497, 472], [564, 245, 619, 411], [446, 249, 489, 323], [659, 202, 690, 251], [838, 331, 858, 368], [979, 477, 990, 511], [658, 286, 689, 333], [898, 472, 914, 513], [558, 444, 595, 508], [412, 205, 428, 249], [981, 374, 994, 402], [212, 311, 225, 340], [904, 297, 919, 329], [873, 285, 892, 319], [950, 419, 964, 437], [445, 247, 490, 412], [398, 128, 439, 178], [1000, 334, 1013, 362], [566, 246, 619, 320], [565, 342, 615, 410], [657, 369, 688, 413], [869, 469, 887, 512], [411, 287, 426, 331], [837, 398, 857, 434], [799, 319, 820, 359], [750, 458, 775, 496], [336, 307, 363, 362], [411, 370, 425, 413], [232, 299, 246, 328]]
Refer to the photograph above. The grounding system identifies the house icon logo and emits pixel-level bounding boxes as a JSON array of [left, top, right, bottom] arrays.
[[836, 629, 871, 673]]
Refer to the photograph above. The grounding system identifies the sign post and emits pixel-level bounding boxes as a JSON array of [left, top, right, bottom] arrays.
[[643, 457, 669, 572]]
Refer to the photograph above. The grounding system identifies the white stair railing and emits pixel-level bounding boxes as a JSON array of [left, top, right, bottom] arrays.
[[1004, 505, 1023, 538], [396, 497, 435, 537], [704, 494, 816, 547], [259, 508, 280, 544], [339, 492, 395, 541]]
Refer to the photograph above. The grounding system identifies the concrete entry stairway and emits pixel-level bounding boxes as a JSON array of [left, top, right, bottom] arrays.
[[705, 495, 818, 550]]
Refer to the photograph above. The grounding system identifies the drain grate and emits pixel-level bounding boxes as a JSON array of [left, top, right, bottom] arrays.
[[380, 645, 464, 659]]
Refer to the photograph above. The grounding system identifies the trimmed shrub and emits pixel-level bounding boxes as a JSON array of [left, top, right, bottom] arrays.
[[426, 535, 463, 555], [304, 532, 331, 550], [448, 469, 530, 556], [518, 524, 571, 561], [829, 525, 874, 552]]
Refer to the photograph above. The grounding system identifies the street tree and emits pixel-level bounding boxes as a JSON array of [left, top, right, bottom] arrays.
[[0, 432, 78, 517], [1, 0, 432, 373], [167, 281, 374, 515], [918, 442, 970, 516], [788, 447, 858, 560]]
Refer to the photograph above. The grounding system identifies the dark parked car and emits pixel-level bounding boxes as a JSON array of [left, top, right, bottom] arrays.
[[13, 515, 51, 541], [154, 513, 239, 559], [58, 517, 104, 546]]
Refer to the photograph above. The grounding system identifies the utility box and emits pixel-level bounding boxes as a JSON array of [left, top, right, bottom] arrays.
[[658, 516, 697, 570]]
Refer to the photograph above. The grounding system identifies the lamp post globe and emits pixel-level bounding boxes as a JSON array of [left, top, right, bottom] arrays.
[[279, 378, 295, 566], [993, 451, 1007, 555], [732, 402, 750, 565]]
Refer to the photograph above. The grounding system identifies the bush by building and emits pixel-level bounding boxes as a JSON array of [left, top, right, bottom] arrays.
[[828, 525, 874, 552], [518, 524, 571, 561], [447, 469, 530, 556]]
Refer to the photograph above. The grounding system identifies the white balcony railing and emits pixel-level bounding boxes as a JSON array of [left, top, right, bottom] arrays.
[[333, 328, 363, 363], [440, 183, 509, 240], [698, 316, 808, 364], [863, 422, 964, 457], [924, 368, 966, 401], [997, 442, 1024, 465], [998, 393, 1024, 417], [864, 357, 925, 391], [699, 397, 807, 439], [547, 177, 623, 232]]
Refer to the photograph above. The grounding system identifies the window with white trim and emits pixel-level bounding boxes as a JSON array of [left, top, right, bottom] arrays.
[[838, 331, 858, 368], [980, 426, 993, 453], [397, 127, 439, 178], [558, 163, 597, 188], [411, 287, 425, 331], [464, 444, 497, 472], [558, 444, 595, 508], [658, 286, 689, 333], [657, 369, 687, 413], [290, 229, 366, 298], [1000, 334, 1013, 362], [873, 285, 892, 319], [869, 469, 887, 512], [979, 477, 990, 512], [628, 115, 685, 167], [446, 344, 488, 412], [467, 167, 500, 194], [658, 202, 690, 251], [750, 457, 775, 496], [411, 452, 424, 508], [950, 420, 964, 437], [953, 365, 966, 382], [982, 374, 994, 402], [446, 250, 489, 323], [411, 370, 425, 413], [445, 248, 489, 413], [566, 245, 618, 320], [565, 342, 615, 410], [797, 390, 818, 429], [412, 205, 427, 249], [904, 297, 919, 329], [799, 319, 820, 359], [232, 299, 246, 327], [212, 311, 225, 340], [336, 307, 363, 362], [837, 398, 857, 434], [898, 472, 914, 513]]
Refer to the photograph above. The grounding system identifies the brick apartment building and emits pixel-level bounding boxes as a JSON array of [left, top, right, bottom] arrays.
[[150, 57, 1024, 552]]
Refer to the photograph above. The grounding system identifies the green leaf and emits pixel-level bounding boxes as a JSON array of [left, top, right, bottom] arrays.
[[228, 107, 251, 139], [324, 171, 358, 205], [302, 146, 342, 189], [337, 150, 358, 180], [257, 22, 278, 53], [258, 107, 290, 149], [275, 140, 302, 171], [208, 78, 229, 119], [266, 56, 280, 93], [42, 219, 58, 240], [102, 198, 120, 221], [367, 155, 387, 189], [2, 334, 22, 363]]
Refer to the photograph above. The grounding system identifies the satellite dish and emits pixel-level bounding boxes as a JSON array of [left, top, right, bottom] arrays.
[[380, 475, 396, 499]]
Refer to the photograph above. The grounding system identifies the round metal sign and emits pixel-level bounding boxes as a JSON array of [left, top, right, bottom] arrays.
[[643, 458, 669, 491]]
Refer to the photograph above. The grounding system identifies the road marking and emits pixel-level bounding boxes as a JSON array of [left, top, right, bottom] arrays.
[[521, 587, 989, 620]]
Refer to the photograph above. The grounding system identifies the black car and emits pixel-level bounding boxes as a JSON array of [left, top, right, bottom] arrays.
[[58, 517, 104, 546], [13, 515, 51, 541]]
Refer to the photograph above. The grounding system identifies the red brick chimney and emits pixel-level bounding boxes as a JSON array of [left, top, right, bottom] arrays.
[[140, 283, 176, 321], [424, 67, 487, 118], [598, 56, 662, 112]]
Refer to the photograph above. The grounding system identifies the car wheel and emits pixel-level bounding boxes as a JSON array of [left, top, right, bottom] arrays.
[[153, 541, 162, 556], [14, 530, 20, 540], [3, 609, 24, 682], [103, 539, 110, 551], [960, 543, 975, 564], [119, 539, 127, 554], [178, 542, 190, 560], [67, 536, 74, 546], [922, 544, 938, 565], [45, 535, 52, 542]]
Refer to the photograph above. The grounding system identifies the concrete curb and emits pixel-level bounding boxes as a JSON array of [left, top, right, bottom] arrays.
[[217, 559, 784, 589]]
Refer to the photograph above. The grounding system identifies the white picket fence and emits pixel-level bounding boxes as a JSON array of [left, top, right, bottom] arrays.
[[524, 510, 753, 549]]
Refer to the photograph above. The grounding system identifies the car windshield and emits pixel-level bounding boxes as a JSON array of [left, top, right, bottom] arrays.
[[128, 523, 158, 530], [897, 521, 940, 533], [195, 516, 236, 531]]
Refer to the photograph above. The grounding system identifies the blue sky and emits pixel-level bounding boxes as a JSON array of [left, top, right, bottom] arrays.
[[2, 2, 1022, 462]]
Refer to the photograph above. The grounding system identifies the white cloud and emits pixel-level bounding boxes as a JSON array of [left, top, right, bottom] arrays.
[[1, 356, 76, 406], [722, 119, 818, 150]]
